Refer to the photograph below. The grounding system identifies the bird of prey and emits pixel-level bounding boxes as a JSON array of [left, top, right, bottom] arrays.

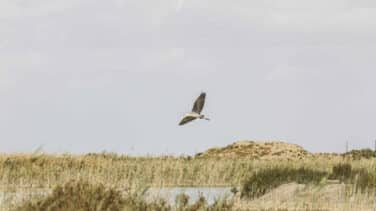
[[179, 92, 210, 125]]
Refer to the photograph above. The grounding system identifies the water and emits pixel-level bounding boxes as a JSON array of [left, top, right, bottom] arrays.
[[145, 187, 234, 205]]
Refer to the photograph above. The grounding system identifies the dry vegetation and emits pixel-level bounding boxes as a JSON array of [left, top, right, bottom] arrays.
[[196, 141, 311, 159], [16, 180, 234, 211], [2, 141, 376, 210]]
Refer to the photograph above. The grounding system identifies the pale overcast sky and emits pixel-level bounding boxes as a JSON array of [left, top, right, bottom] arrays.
[[1, 0, 376, 155]]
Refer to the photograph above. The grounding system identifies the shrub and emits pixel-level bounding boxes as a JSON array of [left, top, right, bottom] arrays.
[[328, 163, 376, 193], [17, 180, 125, 211], [175, 193, 190, 208], [351, 168, 376, 193], [344, 149, 376, 160], [207, 197, 234, 211], [187, 194, 207, 211], [330, 163, 352, 182], [230, 187, 238, 195]]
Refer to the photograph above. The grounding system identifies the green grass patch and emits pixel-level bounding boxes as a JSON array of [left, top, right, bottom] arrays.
[[241, 163, 376, 199], [241, 167, 329, 199]]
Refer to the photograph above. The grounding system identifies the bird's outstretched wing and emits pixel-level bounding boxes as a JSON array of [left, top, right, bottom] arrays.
[[192, 92, 206, 114], [179, 115, 197, 125]]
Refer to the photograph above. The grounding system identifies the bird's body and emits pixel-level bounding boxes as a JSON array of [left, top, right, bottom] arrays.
[[179, 92, 209, 126]]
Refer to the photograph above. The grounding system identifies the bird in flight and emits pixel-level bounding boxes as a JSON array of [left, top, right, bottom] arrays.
[[179, 92, 210, 126]]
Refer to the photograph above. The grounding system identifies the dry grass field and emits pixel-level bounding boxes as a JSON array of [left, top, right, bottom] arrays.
[[1, 141, 376, 210]]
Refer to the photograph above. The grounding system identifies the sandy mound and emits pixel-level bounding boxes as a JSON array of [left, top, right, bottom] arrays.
[[196, 141, 310, 159]]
